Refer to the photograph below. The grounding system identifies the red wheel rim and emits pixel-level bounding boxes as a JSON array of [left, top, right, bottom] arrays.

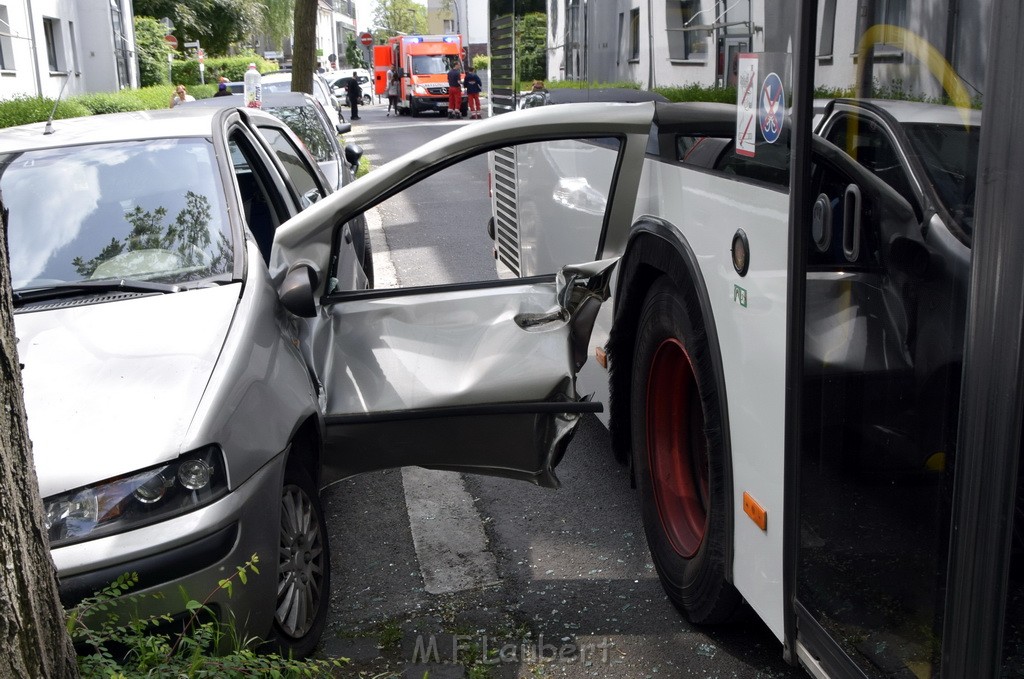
[[646, 338, 710, 558]]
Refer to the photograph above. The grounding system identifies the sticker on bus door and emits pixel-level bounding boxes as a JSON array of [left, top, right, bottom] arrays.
[[736, 54, 758, 157]]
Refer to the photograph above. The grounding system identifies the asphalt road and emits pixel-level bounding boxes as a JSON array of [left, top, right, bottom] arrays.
[[314, 99, 804, 679]]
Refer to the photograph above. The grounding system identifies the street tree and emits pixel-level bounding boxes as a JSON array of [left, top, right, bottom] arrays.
[[373, 0, 427, 37], [0, 213, 79, 676], [261, 0, 294, 49], [290, 0, 318, 94], [134, 0, 263, 55]]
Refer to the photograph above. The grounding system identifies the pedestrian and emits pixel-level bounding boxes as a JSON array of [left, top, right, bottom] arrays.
[[347, 71, 362, 120], [213, 76, 232, 97], [446, 62, 462, 118], [463, 67, 483, 119], [169, 84, 195, 108], [531, 79, 547, 93], [386, 67, 400, 116]]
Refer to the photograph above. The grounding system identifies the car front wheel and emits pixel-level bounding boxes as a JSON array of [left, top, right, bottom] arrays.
[[266, 466, 330, 657]]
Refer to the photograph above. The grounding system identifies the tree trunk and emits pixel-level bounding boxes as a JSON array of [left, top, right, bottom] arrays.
[[0, 214, 79, 678], [291, 0, 318, 94]]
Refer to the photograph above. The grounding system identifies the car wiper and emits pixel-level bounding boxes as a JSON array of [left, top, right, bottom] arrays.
[[13, 279, 181, 306]]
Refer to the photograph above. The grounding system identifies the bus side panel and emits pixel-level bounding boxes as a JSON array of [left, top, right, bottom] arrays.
[[635, 160, 789, 642]]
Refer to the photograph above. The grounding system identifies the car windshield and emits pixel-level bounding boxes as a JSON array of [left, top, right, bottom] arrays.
[[2, 138, 233, 291], [411, 55, 449, 75], [902, 122, 980, 239]]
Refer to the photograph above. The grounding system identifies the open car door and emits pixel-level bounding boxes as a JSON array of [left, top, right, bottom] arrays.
[[270, 102, 655, 488]]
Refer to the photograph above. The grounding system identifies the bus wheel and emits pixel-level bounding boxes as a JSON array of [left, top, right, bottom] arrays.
[[631, 276, 741, 624]]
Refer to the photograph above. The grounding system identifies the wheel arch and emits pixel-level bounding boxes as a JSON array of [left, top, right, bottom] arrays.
[[608, 216, 735, 581], [284, 413, 326, 487]]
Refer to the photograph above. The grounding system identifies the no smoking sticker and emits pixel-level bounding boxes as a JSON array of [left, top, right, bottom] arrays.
[[735, 55, 758, 157]]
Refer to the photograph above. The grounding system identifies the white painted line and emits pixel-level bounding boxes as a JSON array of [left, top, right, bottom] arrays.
[[402, 467, 501, 595]]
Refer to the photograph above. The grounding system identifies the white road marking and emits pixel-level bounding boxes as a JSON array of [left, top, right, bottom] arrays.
[[355, 127, 499, 595], [402, 467, 501, 595]]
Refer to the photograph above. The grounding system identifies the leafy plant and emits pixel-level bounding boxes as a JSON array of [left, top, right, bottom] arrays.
[[68, 554, 347, 677]]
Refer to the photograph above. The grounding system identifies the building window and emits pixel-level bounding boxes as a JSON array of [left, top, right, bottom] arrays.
[[666, 0, 706, 61], [873, 0, 907, 50], [444, 19, 454, 33], [109, 0, 129, 88], [818, 0, 836, 57], [43, 18, 62, 72], [0, 6, 13, 70], [629, 8, 639, 60]]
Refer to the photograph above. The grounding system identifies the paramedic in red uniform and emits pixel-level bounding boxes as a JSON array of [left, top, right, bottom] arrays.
[[446, 63, 462, 118]]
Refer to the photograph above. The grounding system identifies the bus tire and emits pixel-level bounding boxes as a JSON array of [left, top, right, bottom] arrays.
[[630, 276, 741, 624]]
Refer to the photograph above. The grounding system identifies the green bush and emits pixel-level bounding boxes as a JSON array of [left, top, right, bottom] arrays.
[[654, 83, 737, 103], [75, 91, 149, 115], [0, 95, 91, 128], [472, 54, 490, 71], [170, 53, 279, 87], [135, 16, 173, 87]]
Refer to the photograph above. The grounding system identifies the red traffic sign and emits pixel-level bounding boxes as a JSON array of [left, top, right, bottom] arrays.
[[359, 32, 373, 46], [164, 34, 178, 49]]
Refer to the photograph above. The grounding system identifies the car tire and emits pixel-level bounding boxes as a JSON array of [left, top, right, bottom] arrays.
[[362, 94, 372, 106], [265, 465, 330, 657], [630, 276, 741, 625]]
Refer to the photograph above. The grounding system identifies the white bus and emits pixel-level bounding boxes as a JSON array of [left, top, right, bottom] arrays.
[[487, 0, 1019, 676]]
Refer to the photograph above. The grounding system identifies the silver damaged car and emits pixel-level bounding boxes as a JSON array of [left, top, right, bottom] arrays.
[[4, 102, 630, 655]]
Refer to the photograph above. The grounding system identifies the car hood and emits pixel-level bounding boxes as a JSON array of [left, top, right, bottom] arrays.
[[14, 284, 242, 498]]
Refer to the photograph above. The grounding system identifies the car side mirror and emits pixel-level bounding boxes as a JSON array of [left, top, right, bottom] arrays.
[[337, 122, 352, 135], [278, 263, 319, 318], [344, 142, 363, 173]]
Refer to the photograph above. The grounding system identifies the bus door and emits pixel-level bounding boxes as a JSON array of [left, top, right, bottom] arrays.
[[790, 0, 1021, 677]]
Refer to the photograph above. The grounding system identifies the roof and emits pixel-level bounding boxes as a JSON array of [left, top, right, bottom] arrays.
[[833, 98, 981, 126], [177, 91, 318, 111], [539, 88, 671, 105], [0, 108, 221, 153], [0, 106, 280, 153]]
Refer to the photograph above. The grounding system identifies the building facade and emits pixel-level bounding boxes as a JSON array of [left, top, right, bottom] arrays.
[[0, 0, 138, 100], [546, 0, 987, 100]]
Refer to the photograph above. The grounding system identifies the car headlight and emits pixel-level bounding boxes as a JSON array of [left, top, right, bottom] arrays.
[[414, 85, 427, 95], [43, 446, 228, 548]]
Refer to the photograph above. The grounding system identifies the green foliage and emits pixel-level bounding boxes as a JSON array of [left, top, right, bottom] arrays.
[[0, 96, 90, 128], [472, 55, 491, 71], [345, 36, 369, 70], [69, 555, 346, 677], [134, 1, 263, 55], [515, 12, 546, 83], [260, 0, 294, 47], [75, 91, 149, 115], [373, 0, 428, 36], [653, 82, 738, 103], [171, 53, 278, 87], [135, 16, 174, 87]]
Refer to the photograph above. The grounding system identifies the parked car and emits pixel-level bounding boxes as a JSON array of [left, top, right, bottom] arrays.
[[328, 70, 373, 106], [229, 71, 344, 127], [3, 106, 368, 656]]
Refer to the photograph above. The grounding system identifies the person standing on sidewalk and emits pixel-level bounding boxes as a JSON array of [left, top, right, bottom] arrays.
[[347, 72, 362, 120], [446, 62, 462, 118], [463, 67, 483, 119]]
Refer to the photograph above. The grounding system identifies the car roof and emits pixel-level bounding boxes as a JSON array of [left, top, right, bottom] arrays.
[[0, 107, 233, 153], [542, 88, 671, 104], [178, 91, 319, 110], [833, 98, 981, 126]]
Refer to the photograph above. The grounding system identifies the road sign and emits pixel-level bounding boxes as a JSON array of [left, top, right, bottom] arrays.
[[184, 41, 200, 49], [360, 32, 373, 46], [164, 34, 178, 50]]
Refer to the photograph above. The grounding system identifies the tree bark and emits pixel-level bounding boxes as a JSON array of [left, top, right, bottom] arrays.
[[291, 0, 318, 94], [0, 213, 79, 678]]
